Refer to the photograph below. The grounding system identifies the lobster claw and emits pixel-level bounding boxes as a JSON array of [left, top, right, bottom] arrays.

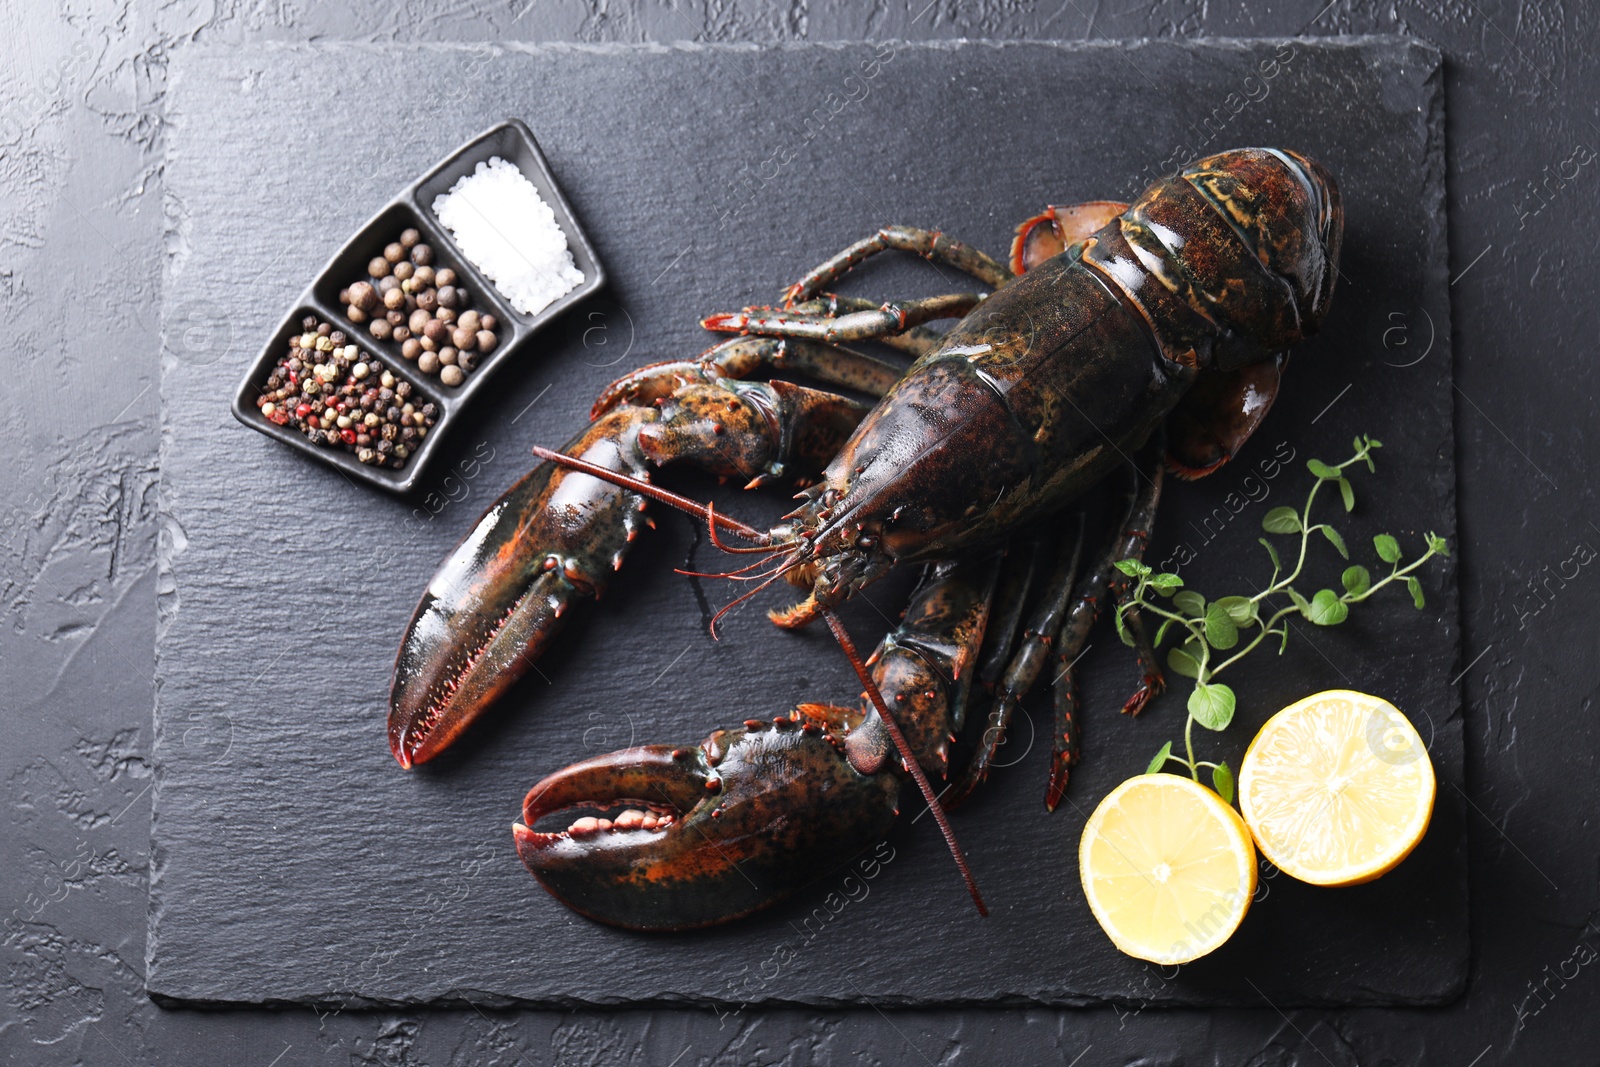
[[514, 709, 900, 930]]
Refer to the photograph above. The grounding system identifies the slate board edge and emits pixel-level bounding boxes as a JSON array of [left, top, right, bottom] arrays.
[[209, 32, 1441, 60], [1422, 29, 1471, 1010], [150, 35, 1460, 1010], [144, 985, 1461, 1012]]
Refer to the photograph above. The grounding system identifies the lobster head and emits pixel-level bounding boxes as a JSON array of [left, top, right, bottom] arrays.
[[514, 707, 899, 930], [1140, 147, 1344, 368]]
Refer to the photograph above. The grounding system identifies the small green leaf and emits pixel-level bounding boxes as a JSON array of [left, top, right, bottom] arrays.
[[1338, 477, 1355, 513], [1188, 683, 1237, 731], [1287, 587, 1313, 615], [1214, 595, 1257, 625], [1114, 606, 1135, 647], [1153, 616, 1178, 646], [1341, 565, 1372, 596], [1426, 531, 1451, 557], [1167, 646, 1201, 679], [1148, 572, 1184, 593], [1146, 741, 1173, 775], [1307, 588, 1350, 625], [1262, 507, 1302, 534], [1258, 537, 1282, 573], [1307, 458, 1339, 479], [1174, 590, 1206, 618], [1407, 576, 1426, 608], [1321, 525, 1349, 559], [1115, 559, 1151, 578], [1374, 534, 1402, 563], [1212, 761, 1235, 805], [1277, 625, 1290, 653], [1204, 602, 1240, 650]]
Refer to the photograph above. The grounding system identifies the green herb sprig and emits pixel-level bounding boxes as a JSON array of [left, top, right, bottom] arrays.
[[1114, 435, 1449, 802]]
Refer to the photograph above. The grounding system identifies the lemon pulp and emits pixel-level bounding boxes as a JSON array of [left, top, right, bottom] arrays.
[[1239, 689, 1434, 887], [1079, 773, 1256, 964]]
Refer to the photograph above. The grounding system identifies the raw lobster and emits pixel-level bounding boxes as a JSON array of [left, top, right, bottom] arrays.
[[390, 147, 1343, 929]]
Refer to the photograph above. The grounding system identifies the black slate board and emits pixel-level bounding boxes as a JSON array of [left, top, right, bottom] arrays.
[[153, 37, 1462, 1007]]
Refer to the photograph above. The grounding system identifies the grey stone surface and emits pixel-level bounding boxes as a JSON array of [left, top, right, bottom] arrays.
[[4, 0, 1598, 1063], [151, 37, 1461, 1009]]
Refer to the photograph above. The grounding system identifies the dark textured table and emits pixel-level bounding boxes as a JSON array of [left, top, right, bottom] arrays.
[[4, 1, 1597, 1063], [152, 37, 1462, 1011]]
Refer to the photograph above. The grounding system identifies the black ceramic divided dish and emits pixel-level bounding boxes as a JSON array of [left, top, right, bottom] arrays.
[[232, 119, 606, 493]]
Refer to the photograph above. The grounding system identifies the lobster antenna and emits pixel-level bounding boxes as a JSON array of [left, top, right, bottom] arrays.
[[823, 608, 989, 917], [532, 446, 770, 545]]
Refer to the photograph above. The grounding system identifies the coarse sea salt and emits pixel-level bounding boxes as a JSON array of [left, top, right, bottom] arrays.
[[431, 157, 585, 317]]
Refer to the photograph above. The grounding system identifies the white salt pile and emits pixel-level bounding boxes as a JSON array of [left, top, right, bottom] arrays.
[[431, 157, 585, 317]]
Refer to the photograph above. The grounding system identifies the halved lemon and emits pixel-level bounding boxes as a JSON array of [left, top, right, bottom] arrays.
[[1079, 773, 1256, 964], [1238, 689, 1434, 887]]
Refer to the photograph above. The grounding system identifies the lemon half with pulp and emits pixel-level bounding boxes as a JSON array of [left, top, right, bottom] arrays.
[[1079, 773, 1257, 964], [1238, 689, 1435, 887]]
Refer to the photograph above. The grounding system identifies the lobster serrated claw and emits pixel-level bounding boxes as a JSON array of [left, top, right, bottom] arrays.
[[515, 717, 898, 930]]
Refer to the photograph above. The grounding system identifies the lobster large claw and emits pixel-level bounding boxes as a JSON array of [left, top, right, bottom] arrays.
[[514, 708, 900, 930], [390, 359, 874, 769], [389, 412, 652, 768]]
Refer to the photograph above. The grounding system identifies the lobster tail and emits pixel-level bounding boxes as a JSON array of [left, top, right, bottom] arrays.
[[1113, 147, 1343, 365]]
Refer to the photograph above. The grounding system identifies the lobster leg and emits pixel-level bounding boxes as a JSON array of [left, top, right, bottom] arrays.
[[1107, 440, 1167, 718], [781, 224, 1013, 306], [1045, 439, 1166, 810], [702, 293, 983, 344], [787, 295, 948, 357], [944, 516, 1085, 810], [973, 536, 1044, 700], [592, 335, 904, 420]]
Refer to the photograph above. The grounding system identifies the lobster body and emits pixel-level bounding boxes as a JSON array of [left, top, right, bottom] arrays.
[[771, 147, 1339, 613], [390, 147, 1344, 930]]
